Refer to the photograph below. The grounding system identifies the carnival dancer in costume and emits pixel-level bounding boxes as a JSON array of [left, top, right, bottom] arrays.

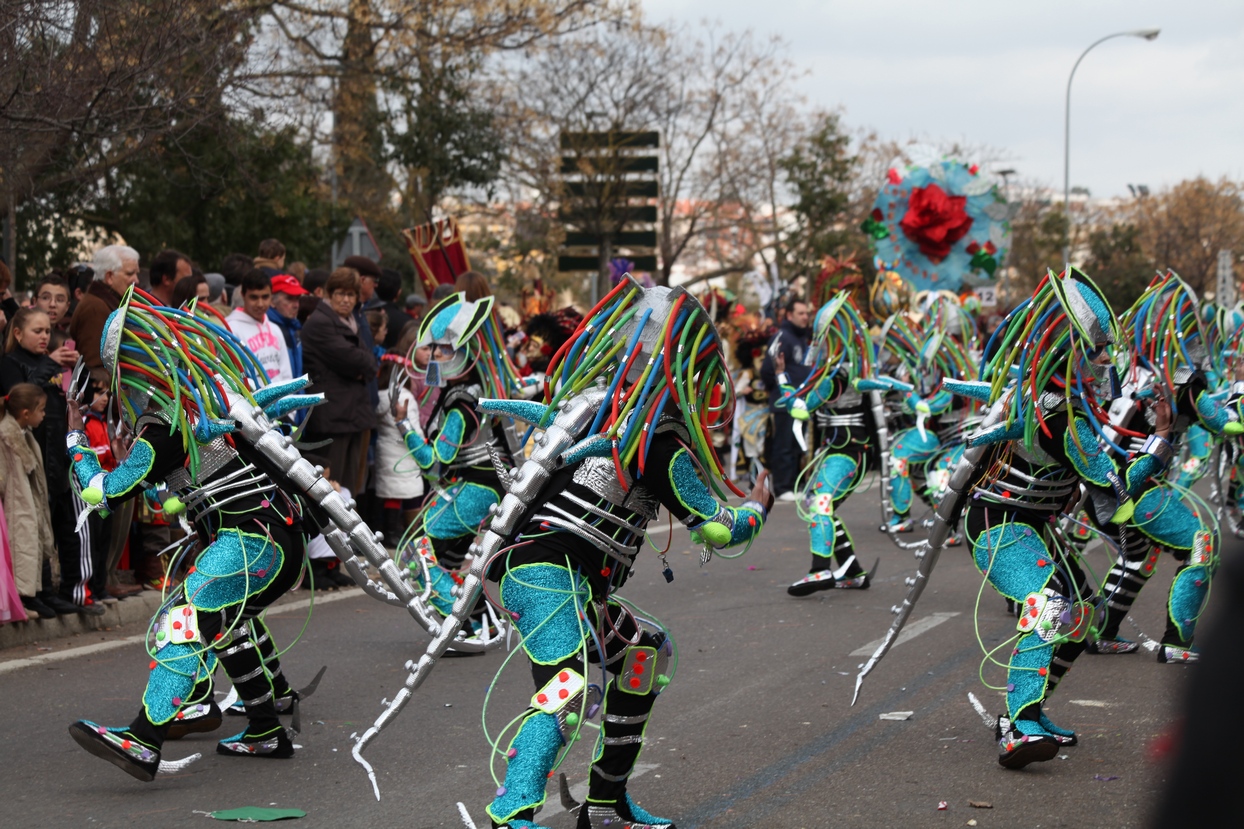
[[343, 277, 769, 823], [872, 313, 963, 534], [472, 277, 769, 829], [393, 291, 534, 623], [913, 295, 984, 538], [61, 289, 317, 777], [773, 292, 878, 595], [954, 268, 1182, 767], [64, 289, 422, 780], [1078, 272, 1240, 662], [857, 268, 1179, 769]]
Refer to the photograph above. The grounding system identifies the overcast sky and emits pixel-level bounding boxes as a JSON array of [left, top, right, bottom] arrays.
[[644, 0, 1244, 198]]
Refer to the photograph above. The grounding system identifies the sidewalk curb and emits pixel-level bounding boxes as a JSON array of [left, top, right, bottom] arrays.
[[0, 591, 165, 650], [0, 588, 365, 673]]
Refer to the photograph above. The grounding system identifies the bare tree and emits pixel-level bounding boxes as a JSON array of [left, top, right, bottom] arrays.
[[695, 53, 811, 290], [496, 21, 806, 296]]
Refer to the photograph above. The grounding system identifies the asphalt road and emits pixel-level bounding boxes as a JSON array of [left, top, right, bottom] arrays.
[[1, 479, 1196, 829]]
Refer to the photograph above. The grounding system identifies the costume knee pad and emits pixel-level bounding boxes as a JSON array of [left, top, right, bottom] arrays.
[[1016, 590, 1094, 643], [1167, 561, 1212, 644], [532, 668, 602, 742], [615, 639, 673, 696]]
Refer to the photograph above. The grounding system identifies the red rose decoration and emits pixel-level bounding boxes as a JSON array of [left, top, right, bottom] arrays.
[[899, 183, 974, 264]]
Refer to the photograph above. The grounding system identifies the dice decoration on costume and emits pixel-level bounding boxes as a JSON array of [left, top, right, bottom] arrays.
[[618, 645, 658, 695], [161, 604, 201, 646], [1190, 530, 1213, 567], [532, 668, 586, 714], [1016, 591, 1070, 642]]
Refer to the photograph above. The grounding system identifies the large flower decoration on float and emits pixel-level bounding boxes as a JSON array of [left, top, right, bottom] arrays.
[[861, 146, 1013, 292]]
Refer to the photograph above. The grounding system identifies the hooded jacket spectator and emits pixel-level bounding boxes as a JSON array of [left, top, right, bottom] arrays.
[[0, 400, 56, 596]]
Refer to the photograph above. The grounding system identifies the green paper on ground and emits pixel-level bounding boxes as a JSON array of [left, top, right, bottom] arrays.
[[210, 807, 306, 821]]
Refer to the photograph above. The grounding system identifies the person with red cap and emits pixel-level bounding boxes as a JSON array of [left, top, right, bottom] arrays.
[[267, 273, 308, 378]]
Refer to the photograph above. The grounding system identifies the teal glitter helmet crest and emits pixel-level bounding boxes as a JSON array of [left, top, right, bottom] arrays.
[[799, 291, 873, 393], [411, 291, 520, 396]]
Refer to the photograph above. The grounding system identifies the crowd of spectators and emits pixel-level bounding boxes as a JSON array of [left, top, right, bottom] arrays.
[[0, 243, 786, 627], [0, 241, 430, 623]]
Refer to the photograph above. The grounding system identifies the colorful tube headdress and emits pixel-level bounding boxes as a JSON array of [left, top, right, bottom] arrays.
[[878, 311, 975, 396], [792, 291, 873, 397], [980, 267, 1120, 451], [537, 275, 741, 498], [99, 287, 267, 477], [1120, 271, 1208, 401]]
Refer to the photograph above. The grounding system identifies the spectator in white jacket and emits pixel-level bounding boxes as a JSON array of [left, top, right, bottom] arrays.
[[225, 269, 293, 384], [374, 326, 426, 548]]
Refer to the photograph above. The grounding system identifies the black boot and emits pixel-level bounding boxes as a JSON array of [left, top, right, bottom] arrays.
[[20, 595, 55, 619], [216, 723, 294, 758], [68, 721, 161, 781]]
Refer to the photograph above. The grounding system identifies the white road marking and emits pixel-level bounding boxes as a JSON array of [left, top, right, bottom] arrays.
[[541, 763, 660, 817], [0, 588, 364, 675], [1069, 699, 1111, 708], [849, 612, 960, 656]]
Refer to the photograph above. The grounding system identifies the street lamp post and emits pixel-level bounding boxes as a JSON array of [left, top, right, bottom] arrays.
[[1062, 28, 1160, 264]]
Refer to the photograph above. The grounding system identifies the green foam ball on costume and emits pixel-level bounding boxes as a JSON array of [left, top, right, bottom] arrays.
[[81, 487, 104, 505], [162, 496, 185, 515], [156, 631, 166, 641], [564, 712, 580, 727], [699, 523, 731, 547], [656, 675, 671, 687], [1110, 501, 1135, 524], [1224, 422, 1244, 435]]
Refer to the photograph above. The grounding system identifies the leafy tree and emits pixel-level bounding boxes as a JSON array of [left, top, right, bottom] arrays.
[[1003, 201, 1069, 305], [1132, 177, 1244, 295], [386, 63, 506, 217], [98, 119, 346, 269], [779, 112, 857, 280]]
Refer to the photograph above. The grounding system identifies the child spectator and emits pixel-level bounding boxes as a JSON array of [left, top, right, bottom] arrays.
[[82, 382, 121, 603], [0, 492, 22, 622], [34, 274, 72, 333], [0, 308, 100, 615], [0, 383, 56, 619]]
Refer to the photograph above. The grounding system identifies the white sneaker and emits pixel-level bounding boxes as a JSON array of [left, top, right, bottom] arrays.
[[778, 491, 799, 502]]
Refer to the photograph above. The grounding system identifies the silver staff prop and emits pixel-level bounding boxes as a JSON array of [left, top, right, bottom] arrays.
[[348, 389, 607, 799], [851, 396, 1006, 705]]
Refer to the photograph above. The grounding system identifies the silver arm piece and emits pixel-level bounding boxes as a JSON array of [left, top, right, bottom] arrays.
[[226, 397, 441, 637], [851, 395, 1008, 705], [349, 388, 607, 800]]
